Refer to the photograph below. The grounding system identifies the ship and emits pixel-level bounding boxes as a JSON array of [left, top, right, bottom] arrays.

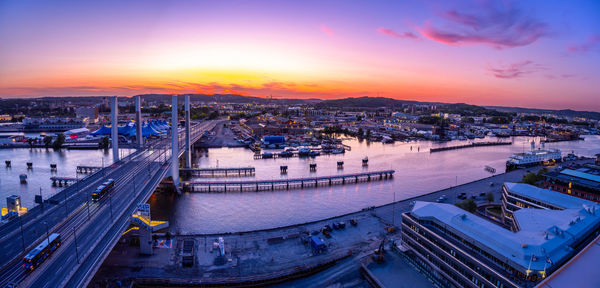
[[506, 141, 562, 171]]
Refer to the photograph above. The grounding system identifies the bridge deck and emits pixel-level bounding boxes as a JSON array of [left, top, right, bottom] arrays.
[[0, 120, 219, 288]]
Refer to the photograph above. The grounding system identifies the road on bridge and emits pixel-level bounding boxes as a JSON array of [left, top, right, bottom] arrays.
[[0, 120, 218, 288]]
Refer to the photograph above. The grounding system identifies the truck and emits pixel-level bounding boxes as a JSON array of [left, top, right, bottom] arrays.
[[310, 236, 326, 253]]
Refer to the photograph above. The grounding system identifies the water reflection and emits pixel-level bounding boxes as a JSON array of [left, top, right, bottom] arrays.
[[0, 148, 127, 207], [168, 135, 600, 234]]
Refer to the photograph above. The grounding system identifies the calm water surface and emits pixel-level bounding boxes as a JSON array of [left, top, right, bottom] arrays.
[[151, 135, 600, 234], [0, 148, 133, 207], [2, 136, 598, 233]]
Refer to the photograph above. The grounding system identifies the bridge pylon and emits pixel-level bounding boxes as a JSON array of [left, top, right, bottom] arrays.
[[171, 95, 180, 187], [111, 96, 119, 163], [184, 95, 192, 168]]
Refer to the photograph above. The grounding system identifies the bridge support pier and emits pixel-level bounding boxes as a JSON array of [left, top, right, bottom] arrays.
[[184, 95, 191, 168], [139, 225, 153, 255], [171, 95, 179, 187], [135, 95, 143, 148], [111, 96, 119, 163]]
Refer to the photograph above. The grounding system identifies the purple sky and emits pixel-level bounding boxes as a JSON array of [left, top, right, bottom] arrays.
[[0, 0, 599, 110]]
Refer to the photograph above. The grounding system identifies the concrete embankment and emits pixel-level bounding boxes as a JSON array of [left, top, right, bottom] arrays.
[[91, 159, 592, 287]]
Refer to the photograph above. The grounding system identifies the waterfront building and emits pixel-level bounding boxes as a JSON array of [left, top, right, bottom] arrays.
[[22, 117, 85, 132], [0, 133, 26, 144], [543, 164, 600, 202], [501, 182, 595, 230], [401, 198, 600, 288], [75, 106, 99, 123]]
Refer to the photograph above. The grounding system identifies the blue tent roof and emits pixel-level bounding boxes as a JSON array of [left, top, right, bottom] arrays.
[[142, 123, 162, 137], [91, 125, 112, 136], [149, 120, 168, 132], [118, 123, 136, 136]]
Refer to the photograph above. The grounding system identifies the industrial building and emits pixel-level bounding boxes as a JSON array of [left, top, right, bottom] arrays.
[[543, 164, 600, 202]]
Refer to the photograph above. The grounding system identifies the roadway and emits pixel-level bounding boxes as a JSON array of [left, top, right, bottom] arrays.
[[0, 120, 217, 288]]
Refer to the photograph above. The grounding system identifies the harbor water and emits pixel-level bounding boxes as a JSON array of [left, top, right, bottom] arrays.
[[2, 136, 599, 234], [0, 148, 133, 208], [155, 135, 600, 234]]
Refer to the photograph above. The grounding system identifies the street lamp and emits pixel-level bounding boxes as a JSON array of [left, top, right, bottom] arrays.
[[19, 215, 25, 251], [43, 221, 50, 242], [109, 194, 114, 222], [392, 190, 396, 227], [39, 187, 44, 214], [63, 184, 68, 219], [73, 227, 80, 264]]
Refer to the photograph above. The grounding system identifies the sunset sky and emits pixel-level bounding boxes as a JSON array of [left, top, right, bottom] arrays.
[[1, 0, 599, 110]]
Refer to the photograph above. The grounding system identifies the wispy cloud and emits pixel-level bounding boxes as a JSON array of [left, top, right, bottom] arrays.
[[418, 2, 547, 49], [486, 60, 544, 79], [376, 27, 418, 40], [320, 25, 334, 36], [567, 35, 600, 53], [0, 81, 334, 99]]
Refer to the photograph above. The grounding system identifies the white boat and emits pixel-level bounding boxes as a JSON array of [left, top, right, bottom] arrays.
[[506, 141, 561, 171]]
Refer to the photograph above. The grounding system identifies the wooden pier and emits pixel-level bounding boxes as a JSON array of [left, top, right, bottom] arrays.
[[429, 141, 512, 153], [50, 176, 78, 187], [182, 170, 394, 192], [180, 167, 255, 177], [76, 165, 102, 174]]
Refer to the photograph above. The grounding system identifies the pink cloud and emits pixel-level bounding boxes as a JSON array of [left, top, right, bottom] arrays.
[[486, 60, 544, 79], [376, 27, 418, 39], [418, 3, 547, 49], [567, 35, 600, 53], [320, 25, 334, 36]]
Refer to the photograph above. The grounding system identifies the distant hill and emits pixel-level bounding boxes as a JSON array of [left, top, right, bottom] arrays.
[[314, 96, 421, 109], [485, 106, 600, 120], [313, 97, 510, 116]]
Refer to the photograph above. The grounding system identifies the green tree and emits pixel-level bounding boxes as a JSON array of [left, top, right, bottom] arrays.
[[52, 133, 65, 150], [455, 198, 477, 213], [462, 117, 475, 123], [43, 136, 53, 148], [99, 136, 110, 149], [520, 172, 539, 185], [486, 192, 494, 203]]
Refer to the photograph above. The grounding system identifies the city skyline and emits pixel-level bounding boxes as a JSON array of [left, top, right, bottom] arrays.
[[1, 0, 599, 111]]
